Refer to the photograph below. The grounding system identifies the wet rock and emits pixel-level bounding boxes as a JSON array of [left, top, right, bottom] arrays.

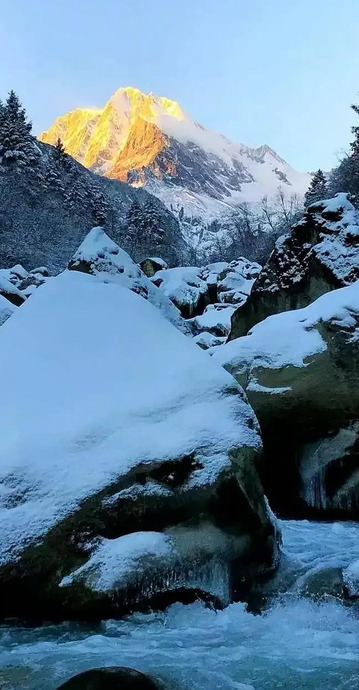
[[343, 559, 359, 599], [56, 667, 163, 689], [295, 567, 344, 600]]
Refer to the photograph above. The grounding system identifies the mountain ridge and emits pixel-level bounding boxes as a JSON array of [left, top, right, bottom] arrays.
[[39, 87, 311, 259], [39, 87, 310, 201]]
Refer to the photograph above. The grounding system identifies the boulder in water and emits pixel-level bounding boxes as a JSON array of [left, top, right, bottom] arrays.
[[56, 667, 163, 689], [295, 567, 344, 600]]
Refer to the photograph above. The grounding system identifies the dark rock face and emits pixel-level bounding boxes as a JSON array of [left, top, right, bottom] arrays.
[[230, 193, 359, 339], [56, 667, 163, 690]]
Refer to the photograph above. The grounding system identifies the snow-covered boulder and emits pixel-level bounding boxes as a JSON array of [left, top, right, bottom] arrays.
[[230, 194, 359, 339], [0, 274, 26, 306], [151, 266, 210, 318], [0, 264, 28, 285], [140, 256, 168, 277], [150, 258, 261, 343], [190, 304, 235, 339], [193, 331, 226, 350], [68, 227, 189, 335], [0, 269, 278, 620], [0, 294, 16, 325], [213, 281, 359, 518], [216, 258, 261, 306]]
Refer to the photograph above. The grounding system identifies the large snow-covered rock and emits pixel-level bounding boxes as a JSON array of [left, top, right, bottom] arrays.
[[0, 269, 277, 620], [0, 273, 26, 306], [68, 227, 189, 334], [151, 266, 210, 318], [213, 281, 359, 518], [216, 258, 261, 306], [230, 194, 359, 339]]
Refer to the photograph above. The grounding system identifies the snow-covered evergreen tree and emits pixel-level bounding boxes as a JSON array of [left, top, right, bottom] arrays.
[[304, 169, 328, 207], [0, 91, 38, 167], [330, 98, 359, 204], [52, 137, 69, 166], [123, 199, 143, 254], [350, 101, 359, 159], [91, 183, 110, 225], [141, 198, 166, 248]]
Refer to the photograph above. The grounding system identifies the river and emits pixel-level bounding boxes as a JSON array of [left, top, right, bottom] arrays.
[[0, 520, 358, 690]]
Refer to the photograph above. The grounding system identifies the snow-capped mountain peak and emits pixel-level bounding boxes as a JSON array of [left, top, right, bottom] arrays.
[[39, 87, 310, 254]]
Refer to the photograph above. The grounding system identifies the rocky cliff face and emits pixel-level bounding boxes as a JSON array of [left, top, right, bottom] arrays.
[[230, 194, 359, 339]]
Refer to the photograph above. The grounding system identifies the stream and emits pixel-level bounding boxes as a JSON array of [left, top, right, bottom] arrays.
[[0, 520, 358, 690]]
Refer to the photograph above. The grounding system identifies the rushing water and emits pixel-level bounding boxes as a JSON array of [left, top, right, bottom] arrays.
[[0, 520, 358, 690]]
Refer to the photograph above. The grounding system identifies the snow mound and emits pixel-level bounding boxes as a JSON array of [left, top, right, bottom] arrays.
[[61, 531, 173, 591]]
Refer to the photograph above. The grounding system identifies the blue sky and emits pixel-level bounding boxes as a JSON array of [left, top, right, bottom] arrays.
[[1, 0, 359, 171]]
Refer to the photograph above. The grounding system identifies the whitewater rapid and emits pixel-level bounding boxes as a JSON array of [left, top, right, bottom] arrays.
[[0, 520, 358, 690]]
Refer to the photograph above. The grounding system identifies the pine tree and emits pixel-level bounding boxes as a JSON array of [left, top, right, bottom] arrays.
[[53, 137, 68, 164], [329, 97, 359, 204], [350, 101, 359, 159], [0, 90, 38, 167], [304, 169, 328, 207], [123, 199, 143, 254], [91, 183, 110, 225], [141, 198, 166, 249]]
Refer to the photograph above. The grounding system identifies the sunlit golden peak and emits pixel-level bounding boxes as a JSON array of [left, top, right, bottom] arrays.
[[108, 86, 186, 122], [38, 86, 188, 183]]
